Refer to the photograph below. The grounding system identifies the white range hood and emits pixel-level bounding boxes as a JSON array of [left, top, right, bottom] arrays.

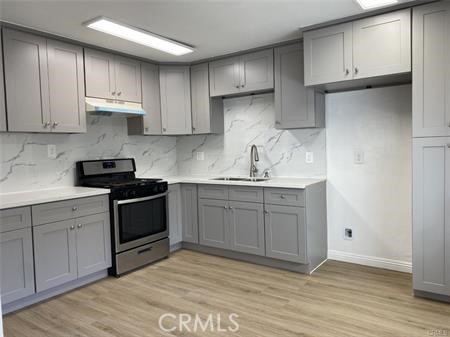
[[85, 97, 146, 117]]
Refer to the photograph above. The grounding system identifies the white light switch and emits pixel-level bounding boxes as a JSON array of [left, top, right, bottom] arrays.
[[305, 152, 314, 164], [196, 152, 205, 161], [47, 145, 57, 159], [354, 150, 364, 164]]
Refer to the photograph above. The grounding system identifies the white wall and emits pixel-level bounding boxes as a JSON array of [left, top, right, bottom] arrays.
[[326, 85, 412, 272]]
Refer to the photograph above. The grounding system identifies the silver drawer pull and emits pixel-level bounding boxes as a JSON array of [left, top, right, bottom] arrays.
[[224, 206, 227, 209], [280, 195, 286, 199], [70, 225, 75, 230], [72, 206, 78, 211], [264, 210, 269, 215], [77, 224, 82, 229], [447, 144, 450, 149]]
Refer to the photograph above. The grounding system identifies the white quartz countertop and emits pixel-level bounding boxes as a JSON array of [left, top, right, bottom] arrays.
[[0, 187, 110, 210], [154, 176, 326, 189]]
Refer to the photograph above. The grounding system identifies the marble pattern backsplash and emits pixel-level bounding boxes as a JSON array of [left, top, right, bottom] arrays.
[[0, 117, 177, 193], [177, 93, 326, 178]]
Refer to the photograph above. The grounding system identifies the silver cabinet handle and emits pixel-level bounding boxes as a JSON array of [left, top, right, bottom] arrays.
[[112, 91, 116, 95], [144, 127, 149, 132], [447, 144, 450, 148], [70, 225, 75, 230], [448, 122, 450, 128], [354, 67, 359, 75], [52, 121, 59, 128], [264, 210, 269, 215], [72, 206, 78, 211], [345, 69, 350, 76], [77, 224, 83, 229], [224, 206, 227, 209], [229, 206, 233, 210], [235, 85, 240, 89], [43, 122, 51, 128], [241, 85, 245, 88], [163, 128, 167, 132], [280, 195, 286, 199], [117, 91, 122, 96]]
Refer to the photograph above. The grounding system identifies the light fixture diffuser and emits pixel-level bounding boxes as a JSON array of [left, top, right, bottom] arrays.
[[356, 0, 399, 10], [85, 17, 194, 56]]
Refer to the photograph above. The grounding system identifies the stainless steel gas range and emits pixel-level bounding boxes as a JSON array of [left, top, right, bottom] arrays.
[[76, 158, 169, 276]]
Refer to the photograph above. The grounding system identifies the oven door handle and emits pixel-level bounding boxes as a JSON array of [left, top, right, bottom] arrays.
[[116, 192, 168, 205]]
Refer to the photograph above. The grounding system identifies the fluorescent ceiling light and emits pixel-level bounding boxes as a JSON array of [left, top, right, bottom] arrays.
[[356, 0, 399, 10], [85, 17, 194, 56]]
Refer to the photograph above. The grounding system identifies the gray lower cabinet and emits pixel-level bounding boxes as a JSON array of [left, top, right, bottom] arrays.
[[274, 43, 325, 129], [0, 32, 6, 132], [198, 198, 229, 249], [181, 184, 199, 243], [264, 204, 307, 263], [0, 228, 35, 304], [413, 137, 450, 296], [168, 184, 183, 245], [229, 201, 265, 256]]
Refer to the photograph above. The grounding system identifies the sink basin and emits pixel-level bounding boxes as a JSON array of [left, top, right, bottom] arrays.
[[211, 177, 270, 182]]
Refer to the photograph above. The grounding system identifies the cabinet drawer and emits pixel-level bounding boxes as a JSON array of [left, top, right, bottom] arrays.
[[0, 207, 31, 233], [198, 185, 229, 200], [229, 186, 263, 203], [32, 195, 109, 225], [264, 188, 305, 207]]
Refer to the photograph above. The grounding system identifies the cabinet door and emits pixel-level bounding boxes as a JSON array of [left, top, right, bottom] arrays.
[[3, 29, 50, 132], [141, 63, 161, 134], [198, 199, 229, 249], [413, 138, 450, 296], [114, 56, 142, 102], [181, 184, 199, 243], [274, 43, 325, 129], [191, 63, 211, 134], [47, 39, 86, 133], [264, 204, 307, 263], [160, 66, 192, 135], [0, 228, 35, 304], [84, 49, 116, 100], [229, 201, 264, 256], [353, 9, 411, 80], [0, 34, 6, 132], [168, 184, 183, 245], [33, 219, 77, 292], [413, 2, 450, 137], [76, 213, 111, 278], [239, 49, 274, 93], [304, 22, 353, 86], [209, 56, 240, 97]]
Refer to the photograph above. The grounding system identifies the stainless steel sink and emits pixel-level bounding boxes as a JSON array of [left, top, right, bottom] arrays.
[[211, 177, 270, 182]]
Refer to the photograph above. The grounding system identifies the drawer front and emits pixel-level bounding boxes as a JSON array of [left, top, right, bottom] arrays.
[[264, 188, 305, 207], [32, 195, 109, 225], [0, 207, 31, 233], [229, 186, 263, 203], [198, 185, 229, 200]]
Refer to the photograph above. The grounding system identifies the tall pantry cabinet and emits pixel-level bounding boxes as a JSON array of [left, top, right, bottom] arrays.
[[412, 1, 450, 299]]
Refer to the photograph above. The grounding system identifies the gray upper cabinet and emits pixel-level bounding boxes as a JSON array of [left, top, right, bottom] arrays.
[[190, 63, 224, 134], [198, 198, 229, 249], [304, 9, 411, 86], [209, 56, 240, 96], [181, 184, 199, 243], [0, 228, 35, 304], [47, 39, 86, 133], [413, 137, 450, 296], [0, 33, 6, 132], [33, 219, 78, 292], [304, 22, 353, 86], [229, 201, 265, 256], [264, 204, 307, 263], [85, 49, 141, 102], [413, 2, 450, 138], [159, 66, 192, 135], [274, 43, 325, 129], [209, 49, 274, 97], [75, 213, 111, 278], [353, 9, 411, 80], [3, 29, 50, 132], [127, 63, 162, 135]]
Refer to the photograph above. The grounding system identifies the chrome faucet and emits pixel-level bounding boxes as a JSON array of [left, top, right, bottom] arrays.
[[249, 145, 259, 178]]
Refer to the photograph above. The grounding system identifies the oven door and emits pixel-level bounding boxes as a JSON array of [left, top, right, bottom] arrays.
[[113, 192, 168, 253]]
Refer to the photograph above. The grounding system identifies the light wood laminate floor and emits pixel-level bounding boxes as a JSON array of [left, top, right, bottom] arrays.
[[4, 249, 450, 337]]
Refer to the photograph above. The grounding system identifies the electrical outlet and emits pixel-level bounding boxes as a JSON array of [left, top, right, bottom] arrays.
[[354, 150, 364, 164], [47, 145, 57, 159], [305, 152, 314, 164], [344, 228, 353, 240], [196, 152, 205, 161]]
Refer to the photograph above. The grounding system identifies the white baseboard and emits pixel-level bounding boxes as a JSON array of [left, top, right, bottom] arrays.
[[328, 250, 412, 273]]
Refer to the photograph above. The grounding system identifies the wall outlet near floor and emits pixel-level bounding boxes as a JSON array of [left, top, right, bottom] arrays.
[[196, 151, 205, 161], [305, 152, 314, 164], [47, 144, 57, 159], [344, 228, 353, 240], [354, 149, 364, 164]]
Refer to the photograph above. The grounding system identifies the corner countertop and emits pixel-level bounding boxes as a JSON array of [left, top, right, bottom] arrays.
[[152, 176, 326, 189], [0, 187, 110, 210]]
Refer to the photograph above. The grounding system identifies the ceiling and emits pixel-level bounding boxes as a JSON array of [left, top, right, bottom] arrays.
[[0, 0, 416, 63]]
